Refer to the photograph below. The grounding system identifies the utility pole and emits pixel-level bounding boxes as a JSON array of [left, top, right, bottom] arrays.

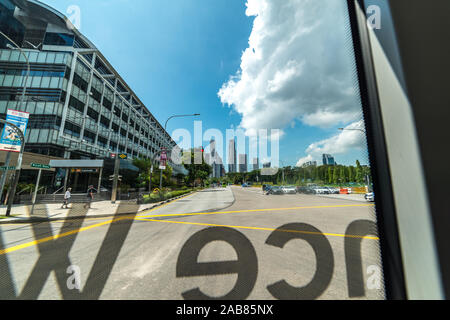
[[159, 113, 200, 190], [0, 152, 11, 202], [111, 153, 120, 203], [0, 120, 25, 216]]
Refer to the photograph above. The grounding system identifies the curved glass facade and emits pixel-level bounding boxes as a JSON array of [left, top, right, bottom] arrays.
[[0, 0, 186, 175]]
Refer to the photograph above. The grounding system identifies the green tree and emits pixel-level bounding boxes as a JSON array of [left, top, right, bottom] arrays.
[[183, 151, 212, 187], [339, 166, 346, 184], [132, 158, 153, 191], [333, 167, 339, 184], [348, 166, 354, 183], [328, 167, 333, 184]]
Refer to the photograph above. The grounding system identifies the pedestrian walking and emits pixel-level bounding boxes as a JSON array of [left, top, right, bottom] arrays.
[[62, 187, 71, 209], [84, 185, 96, 209]]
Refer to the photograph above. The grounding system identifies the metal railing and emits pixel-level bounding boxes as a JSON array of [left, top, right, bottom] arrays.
[[52, 186, 65, 201]]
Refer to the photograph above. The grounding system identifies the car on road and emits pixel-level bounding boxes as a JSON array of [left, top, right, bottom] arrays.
[[267, 186, 284, 195], [325, 187, 340, 194], [242, 183, 249, 187], [282, 186, 297, 194], [365, 192, 375, 202], [312, 186, 330, 194], [296, 186, 315, 194]]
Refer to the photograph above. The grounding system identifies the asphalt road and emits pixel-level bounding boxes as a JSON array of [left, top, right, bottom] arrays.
[[0, 186, 384, 300]]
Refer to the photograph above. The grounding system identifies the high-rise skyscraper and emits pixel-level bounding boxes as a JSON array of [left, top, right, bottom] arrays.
[[252, 157, 259, 171], [322, 154, 336, 165], [210, 139, 223, 178], [263, 162, 271, 168], [228, 139, 237, 173], [302, 161, 317, 168], [239, 154, 248, 173]]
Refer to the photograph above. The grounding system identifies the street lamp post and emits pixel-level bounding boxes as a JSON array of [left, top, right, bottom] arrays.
[[110, 130, 121, 204], [279, 160, 286, 185], [159, 114, 200, 190], [338, 128, 366, 133], [0, 120, 25, 216], [0, 32, 30, 204]]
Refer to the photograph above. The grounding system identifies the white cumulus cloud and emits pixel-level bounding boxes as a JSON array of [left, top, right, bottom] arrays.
[[218, 0, 362, 137], [296, 120, 366, 167]]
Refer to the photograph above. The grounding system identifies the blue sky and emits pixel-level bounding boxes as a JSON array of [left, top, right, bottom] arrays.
[[42, 0, 370, 168]]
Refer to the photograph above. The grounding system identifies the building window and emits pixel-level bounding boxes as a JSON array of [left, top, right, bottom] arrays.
[[90, 87, 102, 103], [87, 107, 99, 122], [27, 115, 62, 130], [72, 73, 88, 92], [83, 130, 96, 143], [43, 32, 75, 46], [98, 136, 108, 148], [114, 106, 121, 117], [100, 115, 110, 129], [69, 95, 85, 113], [120, 128, 127, 137], [102, 97, 112, 110], [64, 121, 81, 138]]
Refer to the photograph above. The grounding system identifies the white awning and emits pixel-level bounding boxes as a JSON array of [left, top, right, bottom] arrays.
[[49, 160, 104, 168]]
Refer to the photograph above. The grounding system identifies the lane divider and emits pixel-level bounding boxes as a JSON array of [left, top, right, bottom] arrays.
[[0, 191, 198, 255], [138, 203, 375, 219], [135, 218, 380, 240], [0, 196, 375, 255]]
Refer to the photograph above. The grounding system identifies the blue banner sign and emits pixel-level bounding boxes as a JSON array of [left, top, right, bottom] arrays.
[[0, 109, 29, 152]]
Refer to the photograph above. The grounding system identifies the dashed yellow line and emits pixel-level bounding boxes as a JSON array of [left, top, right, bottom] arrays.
[[135, 218, 380, 240], [138, 203, 375, 219], [0, 192, 198, 255], [0, 194, 375, 255]]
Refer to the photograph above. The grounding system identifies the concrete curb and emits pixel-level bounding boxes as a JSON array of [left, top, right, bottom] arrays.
[[0, 191, 197, 225]]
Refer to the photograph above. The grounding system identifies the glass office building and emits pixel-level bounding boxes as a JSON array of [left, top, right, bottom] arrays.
[[0, 0, 186, 175]]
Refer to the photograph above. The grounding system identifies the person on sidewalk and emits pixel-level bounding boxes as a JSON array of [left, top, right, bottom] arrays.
[[84, 185, 96, 209], [62, 187, 72, 209]]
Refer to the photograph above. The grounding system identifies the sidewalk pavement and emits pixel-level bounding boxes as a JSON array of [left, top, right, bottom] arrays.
[[0, 192, 195, 224]]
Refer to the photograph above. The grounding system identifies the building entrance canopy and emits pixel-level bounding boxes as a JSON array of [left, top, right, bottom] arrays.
[[49, 160, 104, 168], [49, 160, 104, 193]]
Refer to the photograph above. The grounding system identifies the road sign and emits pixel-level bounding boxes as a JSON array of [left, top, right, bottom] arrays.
[[0, 166, 15, 171], [160, 148, 167, 170], [71, 168, 97, 173], [119, 153, 127, 159], [159, 158, 166, 170], [31, 163, 51, 169], [0, 109, 29, 152]]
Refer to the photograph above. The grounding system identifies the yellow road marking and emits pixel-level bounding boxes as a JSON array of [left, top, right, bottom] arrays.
[[0, 192, 198, 226], [0, 192, 198, 255], [135, 218, 380, 240], [0, 216, 128, 255], [138, 203, 375, 219], [137, 192, 197, 216], [0, 194, 374, 255]]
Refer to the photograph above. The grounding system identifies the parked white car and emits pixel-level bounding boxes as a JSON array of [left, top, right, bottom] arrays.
[[326, 187, 340, 194], [282, 186, 297, 194], [365, 192, 375, 202], [313, 187, 329, 194]]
